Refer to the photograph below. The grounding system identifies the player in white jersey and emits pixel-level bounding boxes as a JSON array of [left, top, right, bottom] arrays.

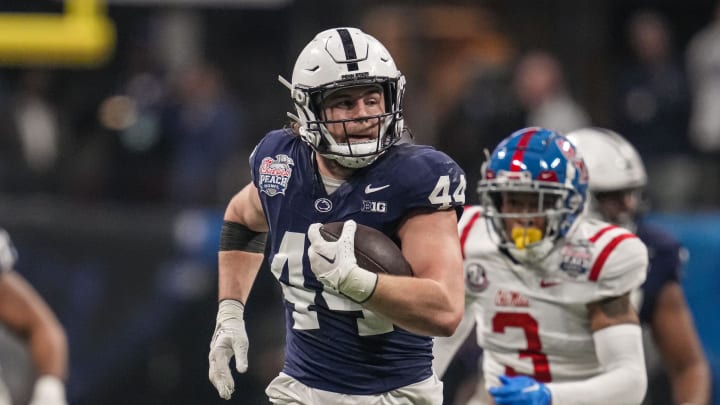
[[566, 127, 710, 405], [0, 228, 68, 405], [433, 127, 649, 405]]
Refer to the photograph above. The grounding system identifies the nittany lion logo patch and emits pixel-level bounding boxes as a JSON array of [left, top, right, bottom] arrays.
[[259, 154, 294, 197]]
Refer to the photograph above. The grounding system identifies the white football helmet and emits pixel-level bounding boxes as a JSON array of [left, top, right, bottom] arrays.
[[565, 127, 647, 192], [279, 27, 406, 168], [565, 127, 647, 229]]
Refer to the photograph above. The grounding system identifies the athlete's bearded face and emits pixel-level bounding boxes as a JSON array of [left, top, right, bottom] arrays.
[[321, 85, 386, 144]]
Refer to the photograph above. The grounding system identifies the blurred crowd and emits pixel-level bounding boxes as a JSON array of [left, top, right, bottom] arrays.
[[0, 1, 719, 212], [0, 60, 250, 207], [369, 3, 720, 211]]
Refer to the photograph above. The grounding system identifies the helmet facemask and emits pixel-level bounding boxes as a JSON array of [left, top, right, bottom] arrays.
[[589, 188, 646, 232], [297, 79, 404, 168], [480, 180, 583, 263]]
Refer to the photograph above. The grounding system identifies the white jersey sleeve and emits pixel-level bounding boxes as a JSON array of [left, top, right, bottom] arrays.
[[585, 225, 648, 300], [431, 205, 486, 377], [458, 205, 483, 231], [0, 229, 17, 274], [458, 205, 489, 301], [432, 302, 477, 377]]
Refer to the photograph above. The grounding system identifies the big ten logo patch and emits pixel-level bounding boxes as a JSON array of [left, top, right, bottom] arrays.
[[362, 200, 387, 213]]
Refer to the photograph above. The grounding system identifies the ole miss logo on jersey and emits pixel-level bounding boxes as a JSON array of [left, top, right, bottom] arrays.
[[259, 154, 294, 196], [494, 289, 529, 307]]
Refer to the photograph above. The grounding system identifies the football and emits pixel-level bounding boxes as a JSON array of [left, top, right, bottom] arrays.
[[319, 222, 414, 277]]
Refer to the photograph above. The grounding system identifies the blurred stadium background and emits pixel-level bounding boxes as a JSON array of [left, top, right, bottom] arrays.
[[0, 0, 718, 404]]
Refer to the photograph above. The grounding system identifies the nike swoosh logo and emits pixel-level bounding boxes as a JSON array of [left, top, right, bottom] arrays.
[[540, 280, 560, 288], [365, 184, 390, 194], [317, 252, 337, 264]]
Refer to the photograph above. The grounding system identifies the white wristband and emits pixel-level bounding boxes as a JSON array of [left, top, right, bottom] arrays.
[[31, 375, 66, 404], [339, 265, 378, 303], [217, 299, 244, 323]]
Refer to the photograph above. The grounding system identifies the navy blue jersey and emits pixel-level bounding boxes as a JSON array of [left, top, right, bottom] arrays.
[[636, 219, 684, 324], [250, 129, 466, 395]]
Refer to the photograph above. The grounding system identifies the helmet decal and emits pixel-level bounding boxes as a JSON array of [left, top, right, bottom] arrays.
[[508, 127, 538, 172], [336, 28, 360, 72]]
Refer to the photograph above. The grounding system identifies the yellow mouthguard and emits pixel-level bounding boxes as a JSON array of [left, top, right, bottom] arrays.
[[511, 227, 543, 250]]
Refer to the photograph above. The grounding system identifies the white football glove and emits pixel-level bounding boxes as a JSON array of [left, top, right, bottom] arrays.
[[208, 299, 248, 400], [307, 220, 378, 303], [28, 375, 67, 405]]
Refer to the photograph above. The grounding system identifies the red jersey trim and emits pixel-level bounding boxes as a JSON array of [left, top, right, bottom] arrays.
[[589, 225, 619, 243], [460, 210, 482, 259], [588, 234, 637, 281]]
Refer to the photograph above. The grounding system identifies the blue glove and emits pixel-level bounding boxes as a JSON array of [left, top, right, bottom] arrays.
[[489, 375, 551, 405]]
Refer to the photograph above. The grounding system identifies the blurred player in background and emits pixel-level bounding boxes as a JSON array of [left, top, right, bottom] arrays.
[[566, 127, 711, 405], [433, 127, 648, 405], [207, 27, 466, 404], [0, 229, 68, 405]]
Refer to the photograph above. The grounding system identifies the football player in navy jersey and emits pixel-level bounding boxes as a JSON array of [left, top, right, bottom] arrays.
[[208, 27, 467, 404], [567, 128, 710, 405], [0, 228, 68, 405]]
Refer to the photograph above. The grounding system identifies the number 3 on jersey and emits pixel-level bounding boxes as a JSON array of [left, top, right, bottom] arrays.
[[428, 175, 466, 209], [493, 312, 552, 382]]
